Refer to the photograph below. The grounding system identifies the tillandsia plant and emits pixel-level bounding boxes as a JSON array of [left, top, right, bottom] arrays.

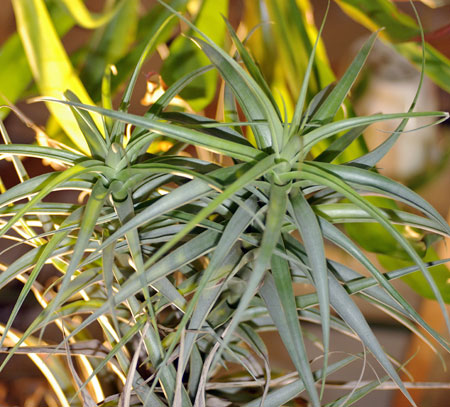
[[1, 1, 450, 407]]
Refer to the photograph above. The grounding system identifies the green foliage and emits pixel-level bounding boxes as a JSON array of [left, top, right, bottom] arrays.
[[335, 0, 450, 91], [0, 1, 74, 119], [1, 1, 450, 406], [161, 0, 228, 110]]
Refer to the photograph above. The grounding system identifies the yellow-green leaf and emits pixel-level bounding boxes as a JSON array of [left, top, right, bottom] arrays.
[[161, 0, 228, 111], [0, 2, 74, 119], [12, 0, 101, 154], [60, 0, 127, 29]]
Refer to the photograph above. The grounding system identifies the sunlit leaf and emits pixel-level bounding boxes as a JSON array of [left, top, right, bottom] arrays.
[[12, 0, 101, 153], [161, 0, 228, 110], [0, 2, 74, 119]]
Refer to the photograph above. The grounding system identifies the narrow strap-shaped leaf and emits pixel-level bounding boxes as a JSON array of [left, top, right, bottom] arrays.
[[314, 202, 449, 236], [188, 344, 203, 399], [132, 168, 282, 390], [113, 193, 162, 340], [0, 173, 55, 211], [87, 189, 213, 262], [109, 276, 189, 406], [165, 197, 260, 380], [215, 182, 321, 407], [1, 120, 56, 237], [0, 207, 83, 349], [326, 272, 417, 406], [0, 340, 113, 358], [111, 13, 176, 141], [0, 144, 84, 165], [318, 217, 450, 352], [281, 163, 450, 236], [349, 8, 428, 167], [146, 65, 214, 117], [21, 229, 220, 367], [114, 54, 203, 150], [101, 229, 121, 341], [223, 81, 241, 133], [192, 37, 282, 152], [360, 291, 447, 370], [0, 161, 104, 238], [157, 0, 282, 152], [298, 162, 450, 333], [244, 354, 360, 407], [70, 317, 148, 403], [0, 182, 98, 218], [328, 259, 411, 316], [113, 193, 188, 331], [293, 256, 450, 311], [160, 111, 252, 145], [326, 375, 391, 407], [304, 84, 334, 120], [40, 98, 263, 162], [0, 243, 72, 292], [260, 271, 318, 405], [121, 132, 159, 165], [38, 180, 109, 339], [289, 1, 330, 139], [314, 125, 368, 163], [62, 325, 98, 407], [0, 2, 75, 121], [0, 240, 98, 372], [350, 110, 448, 166], [3, 99, 68, 208], [119, 323, 150, 407], [11, 0, 101, 154], [223, 18, 281, 118], [296, 111, 448, 158], [83, 163, 244, 262], [65, 90, 107, 158], [311, 30, 379, 124], [140, 154, 277, 276], [131, 230, 220, 300], [0, 202, 78, 217], [120, 165, 216, 189], [20, 233, 218, 406], [350, 4, 425, 169], [160, 0, 228, 112], [288, 188, 330, 394], [79, 0, 139, 102], [237, 323, 271, 399], [258, 0, 334, 107], [308, 161, 450, 234], [334, 0, 450, 92], [60, 0, 127, 29], [101, 65, 114, 136]]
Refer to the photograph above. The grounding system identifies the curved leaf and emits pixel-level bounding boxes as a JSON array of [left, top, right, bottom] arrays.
[[39, 99, 264, 162], [0, 144, 84, 165], [60, 0, 128, 29]]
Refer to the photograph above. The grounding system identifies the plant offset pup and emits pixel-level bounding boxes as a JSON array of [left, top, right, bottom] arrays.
[[1, 3, 449, 407]]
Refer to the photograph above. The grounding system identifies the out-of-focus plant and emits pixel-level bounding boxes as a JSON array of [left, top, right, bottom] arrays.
[[1, 0, 450, 406], [335, 0, 450, 92]]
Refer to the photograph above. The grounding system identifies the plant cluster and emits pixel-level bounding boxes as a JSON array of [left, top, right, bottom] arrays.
[[0, 1, 449, 406]]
